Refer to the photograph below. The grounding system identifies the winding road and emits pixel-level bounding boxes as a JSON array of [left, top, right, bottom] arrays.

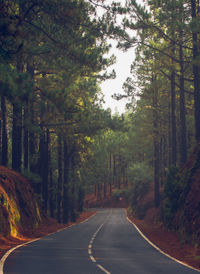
[[3, 209, 199, 274]]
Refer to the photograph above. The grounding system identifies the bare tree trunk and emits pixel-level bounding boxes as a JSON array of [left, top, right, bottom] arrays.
[[41, 129, 49, 213], [62, 139, 69, 224], [12, 102, 22, 172], [191, 0, 200, 141], [57, 133, 63, 223], [1, 94, 8, 166], [171, 69, 177, 166], [109, 153, 112, 196], [153, 76, 160, 208], [23, 100, 29, 170], [179, 42, 187, 166], [29, 101, 36, 173], [104, 182, 107, 199]]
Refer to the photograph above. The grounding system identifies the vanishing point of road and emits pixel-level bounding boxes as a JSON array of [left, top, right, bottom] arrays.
[[3, 209, 199, 274]]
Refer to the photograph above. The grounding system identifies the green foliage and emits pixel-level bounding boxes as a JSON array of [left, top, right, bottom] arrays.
[[132, 203, 153, 220], [127, 162, 153, 184], [120, 188, 130, 202], [129, 182, 149, 207], [127, 162, 152, 211], [112, 188, 132, 203], [112, 189, 121, 202], [162, 166, 189, 228], [22, 170, 41, 186]]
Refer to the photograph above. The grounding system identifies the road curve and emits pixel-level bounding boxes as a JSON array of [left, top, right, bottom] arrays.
[[3, 208, 199, 274]]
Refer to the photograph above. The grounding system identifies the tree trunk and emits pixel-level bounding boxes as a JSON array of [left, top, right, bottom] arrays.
[[191, 0, 200, 141], [113, 154, 116, 187], [77, 186, 84, 212], [1, 94, 8, 166], [27, 64, 36, 173], [70, 154, 76, 222], [49, 158, 54, 218], [62, 139, 69, 224], [152, 76, 160, 208], [97, 184, 101, 200], [12, 102, 22, 172], [38, 130, 45, 197], [0, 98, 2, 165], [109, 153, 112, 196], [23, 100, 29, 170], [57, 133, 63, 223], [168, 100, 172, 167], [179, 42, 187, 166], [104, 182, 107, 199], [38, 128, 49, 212], [29, 101, 36, 173], [171, 70, 177, 166], [94, 184, 97, 196], [41, 129, 49, 213]]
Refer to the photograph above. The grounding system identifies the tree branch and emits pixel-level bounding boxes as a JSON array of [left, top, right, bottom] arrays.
[[160, 69, 194, 95]]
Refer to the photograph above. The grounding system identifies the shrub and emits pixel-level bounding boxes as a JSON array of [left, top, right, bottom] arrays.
[[162, 166, 188, 228], [22, 169, 41, 185], [121, 188, 130, 202], [127, 162, 153, 185], [112, 189, 121, 202], [127, 162, 152, 210]]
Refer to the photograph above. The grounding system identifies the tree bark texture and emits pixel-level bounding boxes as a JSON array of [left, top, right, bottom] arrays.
[[152, 76, 160, 208], [12, 103, 22, 172], [62, 139, 70, 224], [57, 133, 63, 223], [171, 70, 177, 166], [191, 0, 200, 141], [1, 94, 8, 166]]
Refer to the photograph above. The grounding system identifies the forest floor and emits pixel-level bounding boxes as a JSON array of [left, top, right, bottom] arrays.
[[85, 185, 200, 271], [0, 210, 95, 260]]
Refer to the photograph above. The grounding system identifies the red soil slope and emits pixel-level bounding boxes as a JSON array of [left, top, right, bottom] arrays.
[[128, 183, 200, 270], [0, 166, 43, 238], [174, 143, 200, 244], [0, 166, 94, 260]]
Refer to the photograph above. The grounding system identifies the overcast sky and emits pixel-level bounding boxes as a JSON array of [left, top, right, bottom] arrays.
[[100, 0, 144, 114], [100, 42, 135, 115]]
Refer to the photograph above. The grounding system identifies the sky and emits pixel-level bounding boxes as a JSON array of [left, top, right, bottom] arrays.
[[100, 43, 135, 115], [100, 0, 144, 115]]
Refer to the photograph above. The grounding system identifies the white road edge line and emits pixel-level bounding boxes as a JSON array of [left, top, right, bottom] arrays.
[[126, 210, 200, 273], [90, 255, 96, 263], [88, 210, 112, 274], [0, 238, 40, 274], [0, 211, 97, 274], [97, 264, 111, 274]]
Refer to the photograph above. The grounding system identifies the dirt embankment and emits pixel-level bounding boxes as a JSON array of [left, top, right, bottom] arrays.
[[128, 142, 200, 271], [0, 166, 94, 260], [127, 183, 200, 271]]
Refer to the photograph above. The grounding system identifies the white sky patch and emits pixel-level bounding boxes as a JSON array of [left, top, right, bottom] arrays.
[[99, 0, 145, 115], [101, 43, 134, 114]]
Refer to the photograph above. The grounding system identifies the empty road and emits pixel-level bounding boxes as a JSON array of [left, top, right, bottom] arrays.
[[3, 209, 199, 274]]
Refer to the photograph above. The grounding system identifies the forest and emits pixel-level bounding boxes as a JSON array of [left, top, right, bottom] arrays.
[[0, 0, 200, 239]]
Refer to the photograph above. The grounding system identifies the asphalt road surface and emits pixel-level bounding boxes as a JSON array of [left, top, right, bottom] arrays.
[[3, 208, 199, 274]]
